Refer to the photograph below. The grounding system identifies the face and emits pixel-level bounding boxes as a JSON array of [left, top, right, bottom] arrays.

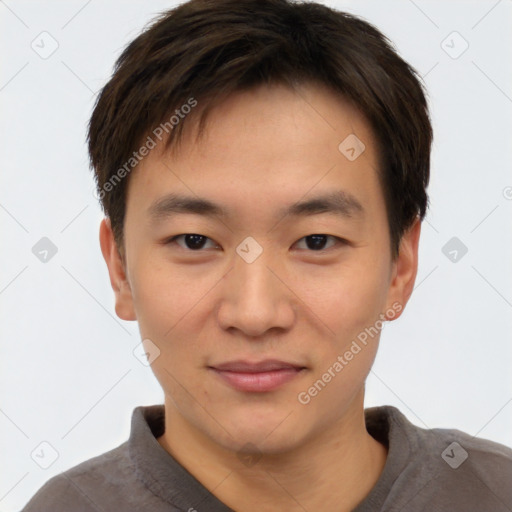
[[100, 82, 419, 454]]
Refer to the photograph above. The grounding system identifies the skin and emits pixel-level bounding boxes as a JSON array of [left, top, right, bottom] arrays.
[[100, 82, 420, 512]]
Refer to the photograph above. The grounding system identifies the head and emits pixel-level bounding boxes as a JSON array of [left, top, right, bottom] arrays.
[[92, 0, 431, 454]]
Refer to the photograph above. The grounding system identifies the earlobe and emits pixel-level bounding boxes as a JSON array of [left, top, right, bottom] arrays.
[[384, 217, 421, 320], [99, 218, 137, 321]]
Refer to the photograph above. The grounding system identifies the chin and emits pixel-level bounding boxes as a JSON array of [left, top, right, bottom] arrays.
[[213, 409, 308, 455], [224, 430, 302, 456]]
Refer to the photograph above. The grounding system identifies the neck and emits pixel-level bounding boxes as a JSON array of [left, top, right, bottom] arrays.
[[157, 391, 387, 512]]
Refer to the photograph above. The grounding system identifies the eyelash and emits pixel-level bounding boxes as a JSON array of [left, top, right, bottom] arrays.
[[165, 234, 347, 252]]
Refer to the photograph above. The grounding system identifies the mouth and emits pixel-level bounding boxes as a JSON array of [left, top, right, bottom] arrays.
[[208, 359, 307, 392]]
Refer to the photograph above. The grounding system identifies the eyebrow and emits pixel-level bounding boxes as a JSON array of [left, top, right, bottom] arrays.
[[281, 191, 364, 219], [148, 190, 364, 223]]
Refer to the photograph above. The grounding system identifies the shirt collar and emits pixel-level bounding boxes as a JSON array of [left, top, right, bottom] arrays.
[[128, 403, 410, 511], [128, 404, 234, 511]]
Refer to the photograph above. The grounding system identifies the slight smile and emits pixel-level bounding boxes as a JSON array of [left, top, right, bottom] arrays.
[[208, 359, 308, 393]]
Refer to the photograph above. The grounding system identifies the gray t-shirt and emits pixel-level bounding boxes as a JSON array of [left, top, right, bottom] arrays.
[[21, 404, 512, 511]]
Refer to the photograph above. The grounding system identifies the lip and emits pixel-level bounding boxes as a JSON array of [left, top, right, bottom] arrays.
[[209, 359, 306, 392]]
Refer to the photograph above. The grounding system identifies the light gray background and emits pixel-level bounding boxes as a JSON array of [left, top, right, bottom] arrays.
[[1, 1, 511, 510]]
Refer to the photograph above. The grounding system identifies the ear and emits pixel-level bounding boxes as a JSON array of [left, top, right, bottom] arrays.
[[383, 217, 421, 321], [99, 218, 136, 321]]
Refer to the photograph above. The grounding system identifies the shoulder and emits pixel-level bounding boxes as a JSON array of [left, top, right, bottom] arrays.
[[369, 406, 512, 511], [20, 404, 177, 512], [20, 442, 140, 512]]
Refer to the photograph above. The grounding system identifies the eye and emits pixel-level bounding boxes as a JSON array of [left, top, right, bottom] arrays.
[[166, 234, 219, 251], [294, 234, 344, 251]]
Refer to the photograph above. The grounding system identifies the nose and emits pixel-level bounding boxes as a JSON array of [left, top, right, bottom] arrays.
[[216, 246, 296, 338]]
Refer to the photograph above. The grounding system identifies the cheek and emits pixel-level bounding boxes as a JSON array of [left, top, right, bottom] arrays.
[[298, 259, 388, 343], [131, 268, 181, 338], [129, 258, 210, 391], [129, 253, 216, 337], [296, 265, 386, 416]]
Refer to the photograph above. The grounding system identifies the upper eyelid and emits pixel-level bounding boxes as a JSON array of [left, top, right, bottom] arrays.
[[294, 235, 344, 250], [168, 233, 344, 250], [168, 234, 220, 249]]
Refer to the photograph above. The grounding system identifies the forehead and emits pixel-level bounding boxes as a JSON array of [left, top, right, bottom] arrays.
[[126, 82, 384, 227]]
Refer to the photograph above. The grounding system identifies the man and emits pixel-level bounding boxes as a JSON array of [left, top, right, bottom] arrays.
[[22, 0, 512, 510]]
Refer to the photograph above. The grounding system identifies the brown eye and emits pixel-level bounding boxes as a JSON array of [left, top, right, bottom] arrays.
[[294, 234, 342, 251], [167, 234, 218, 250]]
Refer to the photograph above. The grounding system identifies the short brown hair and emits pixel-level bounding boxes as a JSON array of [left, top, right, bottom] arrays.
[[88, 0, 432, 259]]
